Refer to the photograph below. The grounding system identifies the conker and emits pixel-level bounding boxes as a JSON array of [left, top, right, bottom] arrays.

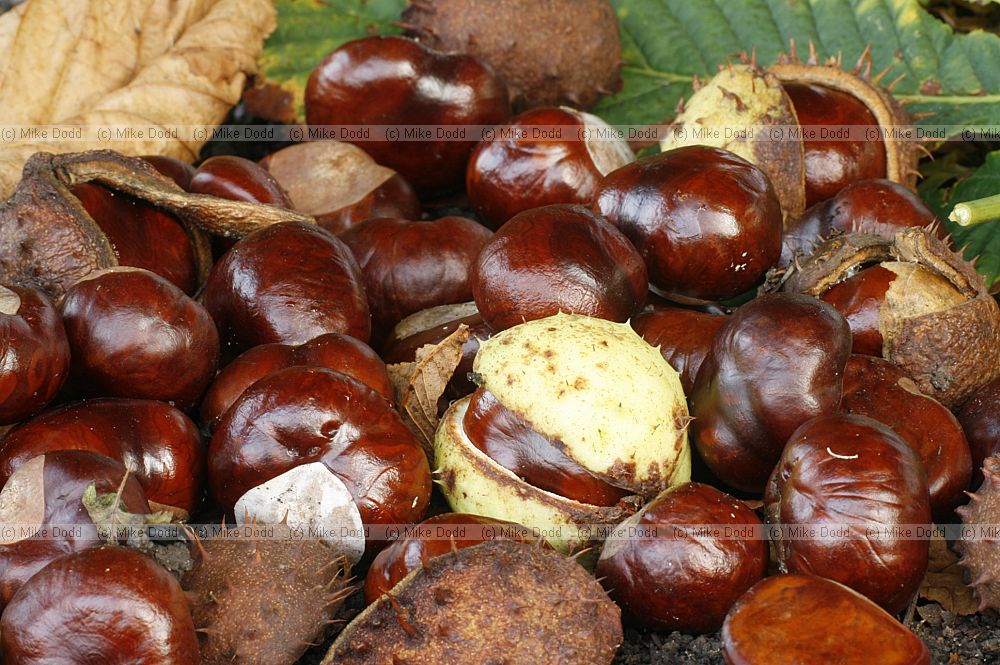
[[0, 450, 150, 610], [1, 545, 200, 664], [958, 376, 1000, 486], [0, 398, 205, 514], [202, 221, 371, 349], [70, 181, 201, 295], [472, 204, 647, 331], [381, 302, 492, 400], [596, 482, 767, 634], [189, 155, 292, 208], [59, 268, 220, 409], [818, 264, 895, 356], [765, 413, 931, 614], [0, 284, 70, 425], [841, 354, 971, 520], [690, 293, 851, 492], [208, 366, 431, 532], [780, 179, 942, 267], [305, 36, 511, 193], [364, 512, 531, 604], [463, 387, 630, 506], [199, 332, 394, 433], [466, 106, 634, 229], [140, 155, 195, 190], [783, 82, 887, 206], [339, 216, 493, 338], [722, 574, 930, 665], [631, 307, 727, 394], [593, 145, 783, 302]]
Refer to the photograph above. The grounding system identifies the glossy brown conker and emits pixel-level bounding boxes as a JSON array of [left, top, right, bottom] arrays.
[[305, 36, 511, 193], [208, 366, 431, 530], [0, 398, 205, 514], [59, 268, 220, 409], [596, 482, 767, 634], [199, 332, 394, 433], [201, 221, 371, 350], [783, 82, 887, 207], [593, 145, 783, 302], [840, 354, 971, 520], [722, 573, 930, 665], [363, 512, 532, 605], [260, 141, 421, 236], [631, 307, 727, 394], [765, 413, 931, 614], [189, 155, 292, 208], [690, 293, 852, 493], [1, 545, 200, 665], [70, 181, 200, 295], [0, 284, 70, 425], [472, 204, 647, 331], [339, 216, 493, 338], [466, 107, 634, 229]]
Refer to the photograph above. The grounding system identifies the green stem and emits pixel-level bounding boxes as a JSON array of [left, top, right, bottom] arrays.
[[949, 193, 1000, 227]]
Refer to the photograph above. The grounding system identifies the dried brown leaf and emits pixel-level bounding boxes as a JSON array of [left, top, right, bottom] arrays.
[[918, 533, 981, 615], [0, 0, 276, 198], [387, 324, 470, 458]]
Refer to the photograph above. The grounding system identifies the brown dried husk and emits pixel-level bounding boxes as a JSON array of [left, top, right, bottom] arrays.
[[0, 150, 313, 299], [183, 528, 351, 665], [774, 228, 1000, 409], [323, 540, 622, 665]]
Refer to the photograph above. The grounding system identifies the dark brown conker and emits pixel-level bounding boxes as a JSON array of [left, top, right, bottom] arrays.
[[631, 307, 727, 394], [0, 284, 70, 425], [593, 145, 783, 302], [841, 354, 971, 520], [59, 268, 219, 409], [1, 545, 200, 665], [305, 36, 511, 193], [690, 293, 851, 493], [596, 482, 767, 634], [466, 107, 634, 229], [339, 216, 493, 338], [472, 204, 647, 331], [765, 413, 931, 614], [199, 332, 394, 433], [202, 221, 371, 350], [208, 366, 431, 530]]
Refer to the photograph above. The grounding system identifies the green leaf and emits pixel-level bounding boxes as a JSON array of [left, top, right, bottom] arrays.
[[933, 151, 1000, 286], [594, 0, 1000, 132], [251, 0, 406, 122]]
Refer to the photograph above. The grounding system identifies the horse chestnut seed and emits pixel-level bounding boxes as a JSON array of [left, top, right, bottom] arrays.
[[472, 204, 647, 331], [765, 413, 931, 614], [593, 145, 783, 302], [596, 482, 767, 634], [466, 106, 634, 229], [1, 545, 200, 664], [722, 574, 930, 665], [305, 35, 511, 193], [59, 268, 220, 409], [0, 284, 70, 425]]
